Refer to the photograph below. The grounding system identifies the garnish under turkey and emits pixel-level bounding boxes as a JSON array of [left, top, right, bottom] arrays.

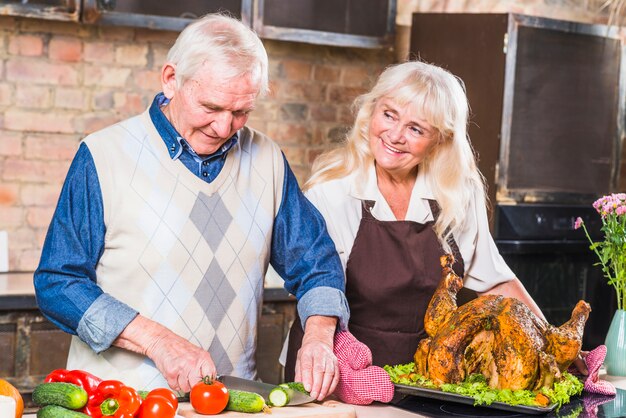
[[413, 254, 591, 391]]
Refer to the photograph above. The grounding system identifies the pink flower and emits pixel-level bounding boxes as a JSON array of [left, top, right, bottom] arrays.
[[593, 200, 602, 210], [574, 217, 583, 230], [583, 193, 626, 311]]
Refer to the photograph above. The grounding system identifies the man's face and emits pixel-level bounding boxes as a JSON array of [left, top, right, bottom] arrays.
[[164, 62, 258, 156]]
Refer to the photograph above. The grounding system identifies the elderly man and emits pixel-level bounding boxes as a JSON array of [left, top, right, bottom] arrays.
[[34, 13, 348, 400]]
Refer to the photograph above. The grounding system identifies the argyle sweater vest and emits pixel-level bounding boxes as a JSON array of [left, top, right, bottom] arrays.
[[66, 110, 284, 390]]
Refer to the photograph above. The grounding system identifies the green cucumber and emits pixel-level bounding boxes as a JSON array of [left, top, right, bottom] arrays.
[[32, 382, 88, 410], [268, 386, 289, 407], [37, 405, 90, 418], [279, 382, 310, 396], [226, 389, 270, 413]]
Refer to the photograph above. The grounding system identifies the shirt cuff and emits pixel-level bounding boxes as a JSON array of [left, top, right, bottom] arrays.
[[76, 293, 139, 353], [297, 286, 350, 331]]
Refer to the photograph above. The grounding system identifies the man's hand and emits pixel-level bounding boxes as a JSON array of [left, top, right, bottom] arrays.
[[145, 330, 217, 392], [294, 315, 339, 400], [114, 315, 216, 392]]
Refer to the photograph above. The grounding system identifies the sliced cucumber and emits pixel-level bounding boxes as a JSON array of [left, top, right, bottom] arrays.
[[268, 387, 289, 407], [279, 382, 310, 396]]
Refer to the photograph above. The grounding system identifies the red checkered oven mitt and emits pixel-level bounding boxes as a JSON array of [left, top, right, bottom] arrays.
[[584, 345, 616, 396], [332, 330, 394, 405]]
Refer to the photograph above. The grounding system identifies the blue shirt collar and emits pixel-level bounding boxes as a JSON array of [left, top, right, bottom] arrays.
[[148, 92, 238, 161]]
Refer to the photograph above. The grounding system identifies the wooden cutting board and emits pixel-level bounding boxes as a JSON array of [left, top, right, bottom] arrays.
[[178, 400, 356, 418]]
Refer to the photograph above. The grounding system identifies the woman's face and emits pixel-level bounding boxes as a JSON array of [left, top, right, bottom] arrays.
[[368, 97, 439, 179]]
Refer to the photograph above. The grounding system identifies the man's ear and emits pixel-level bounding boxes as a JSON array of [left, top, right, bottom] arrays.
[[161, 63, 177, 99]]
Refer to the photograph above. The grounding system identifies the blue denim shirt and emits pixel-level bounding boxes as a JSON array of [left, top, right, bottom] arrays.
[[34, 93, 349, 353]]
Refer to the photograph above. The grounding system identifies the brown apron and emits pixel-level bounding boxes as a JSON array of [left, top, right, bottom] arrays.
[[285, 199, 469, 380]]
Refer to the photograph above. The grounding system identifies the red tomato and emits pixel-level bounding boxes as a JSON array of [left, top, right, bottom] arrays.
[[139, 388, 178, 418], [147, 388, 178, 409], [190, 377, 229, 415], [139, 396, 177, 418]]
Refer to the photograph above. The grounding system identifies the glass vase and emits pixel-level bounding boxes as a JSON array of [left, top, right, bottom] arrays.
[[604, 309, 626, 377]]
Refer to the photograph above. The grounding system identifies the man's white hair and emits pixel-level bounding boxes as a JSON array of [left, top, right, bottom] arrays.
[[166, 13, 269, 96]]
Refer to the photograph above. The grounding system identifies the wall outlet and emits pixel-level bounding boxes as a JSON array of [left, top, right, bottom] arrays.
[[0, 231, 8, 272]]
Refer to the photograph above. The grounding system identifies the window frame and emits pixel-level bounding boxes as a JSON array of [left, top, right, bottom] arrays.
[[0, 0, 80, 22], [252, 0, 396, 48], [81, 0, 253, 30]]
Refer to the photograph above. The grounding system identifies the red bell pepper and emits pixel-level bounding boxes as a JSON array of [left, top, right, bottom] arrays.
[[137, 388, 178, 418], [45, 369, 103, 415], [84, 380, 142, 418]]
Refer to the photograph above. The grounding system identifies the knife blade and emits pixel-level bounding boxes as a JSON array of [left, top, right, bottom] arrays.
[[175, 390, 189, 402], [217, 375, 315, 406]]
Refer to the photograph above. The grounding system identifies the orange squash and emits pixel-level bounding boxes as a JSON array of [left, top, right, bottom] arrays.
[[0, 378, 23, 418]]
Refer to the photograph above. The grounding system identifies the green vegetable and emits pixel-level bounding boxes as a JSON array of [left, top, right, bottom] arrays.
[[37, 405, 90, 418], [384, 362, 583, 409], [383, 362, 437, 388], [226, 389, 270, 413], [540, 371, 584, 409], [268, 386, 290, 407], [440, 375, 538, 407], [279, 382, 310, 396], [32, 382, 88, 410]]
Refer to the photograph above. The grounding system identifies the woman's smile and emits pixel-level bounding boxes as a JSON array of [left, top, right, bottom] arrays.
[[380, 138, 405, 155]]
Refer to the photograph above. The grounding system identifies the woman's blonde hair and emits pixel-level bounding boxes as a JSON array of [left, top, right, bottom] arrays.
[[305, 61, 486, 252], [166, 13, 269, 96]]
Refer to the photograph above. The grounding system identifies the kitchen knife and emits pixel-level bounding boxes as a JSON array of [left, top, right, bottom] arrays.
[[217, 375, 316, 406]]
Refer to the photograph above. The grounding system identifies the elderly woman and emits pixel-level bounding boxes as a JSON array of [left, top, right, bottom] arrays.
[[285, 61, 553, 380]]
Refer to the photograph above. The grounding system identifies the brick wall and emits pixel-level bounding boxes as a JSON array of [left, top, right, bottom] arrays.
[[1, 2, 624, 272], [0, 16, 392, 271]]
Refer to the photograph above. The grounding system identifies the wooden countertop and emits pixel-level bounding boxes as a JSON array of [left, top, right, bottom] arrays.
[[178, 401, 358, 417], [23, 402, 416, 418], [22, 373, 626, 418]]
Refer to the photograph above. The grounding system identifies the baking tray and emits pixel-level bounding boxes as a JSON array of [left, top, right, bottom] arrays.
[[394, 383, 557, 415]]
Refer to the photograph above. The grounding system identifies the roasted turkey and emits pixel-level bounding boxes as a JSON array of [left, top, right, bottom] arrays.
[[413, 254, 591, 391]]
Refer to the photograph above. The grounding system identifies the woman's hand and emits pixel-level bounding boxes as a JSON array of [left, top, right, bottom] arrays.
[[295, 315, 339, 400], [572, 350, 589, 376], [332, 330, 394, 405]]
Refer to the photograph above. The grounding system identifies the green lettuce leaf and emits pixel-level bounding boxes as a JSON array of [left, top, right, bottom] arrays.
[[384, 362, 583, 408]]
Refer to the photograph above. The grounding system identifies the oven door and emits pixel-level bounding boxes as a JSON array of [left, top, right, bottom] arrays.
[[497, 240, 617, 350]]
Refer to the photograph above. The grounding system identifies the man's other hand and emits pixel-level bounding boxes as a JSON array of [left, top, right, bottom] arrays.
[[295, 315, 339, 400]]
